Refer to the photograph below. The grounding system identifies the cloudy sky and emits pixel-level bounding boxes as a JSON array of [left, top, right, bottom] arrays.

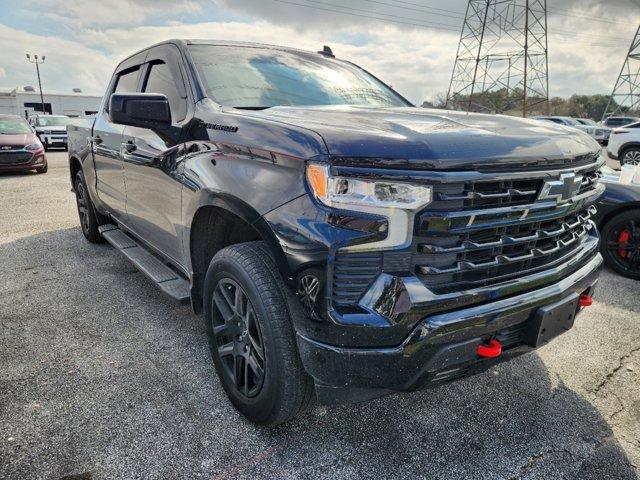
[[0, 0, 638, 104]]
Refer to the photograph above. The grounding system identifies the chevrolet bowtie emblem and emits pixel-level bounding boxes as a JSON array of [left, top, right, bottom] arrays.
[[538, 172, 583, 203]]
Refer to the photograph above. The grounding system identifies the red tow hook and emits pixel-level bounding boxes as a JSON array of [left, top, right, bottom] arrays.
[[579, 294, 593, 307], [477, 339, 502, 358]]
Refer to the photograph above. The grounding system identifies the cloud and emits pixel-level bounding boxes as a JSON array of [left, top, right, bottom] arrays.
[[0, 0, 638, 103], [32, 0, 204, 26], [0, 24, 118, 95]]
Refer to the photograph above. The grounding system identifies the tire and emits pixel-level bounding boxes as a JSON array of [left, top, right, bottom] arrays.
[[203, 241, 314, 425], [600, 208, 640, 280], [35, 162, 48, 174], [74, 170, 106, 243], [620, 147, 640, 166]]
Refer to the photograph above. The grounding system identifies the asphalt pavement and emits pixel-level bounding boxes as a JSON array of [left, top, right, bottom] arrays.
[[0, 151, 638, 480]]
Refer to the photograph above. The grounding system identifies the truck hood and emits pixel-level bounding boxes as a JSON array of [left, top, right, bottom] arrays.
[[238, 105, 600, 169]]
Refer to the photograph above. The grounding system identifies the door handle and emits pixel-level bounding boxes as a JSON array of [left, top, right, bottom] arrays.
[[122, 140, 137, 153]]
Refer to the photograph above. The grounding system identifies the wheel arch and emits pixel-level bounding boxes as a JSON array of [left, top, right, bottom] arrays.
[[187, 194, 291, 313], [598, 202, 640, 231], [619, 142, 640, 156]]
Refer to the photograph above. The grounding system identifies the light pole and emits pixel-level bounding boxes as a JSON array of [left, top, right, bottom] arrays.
[[26, 53, 46, 114]]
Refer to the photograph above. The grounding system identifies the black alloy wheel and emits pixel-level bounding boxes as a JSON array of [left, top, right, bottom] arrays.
[[75, 176, 91, 236], [203, 242, 314, 425], [74, 170, 105, 243], [211, 278, 266, 398], [601, 209, 640, 280]]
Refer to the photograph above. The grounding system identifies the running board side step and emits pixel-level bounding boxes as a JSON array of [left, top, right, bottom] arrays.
[[99, 224, 190, 304]]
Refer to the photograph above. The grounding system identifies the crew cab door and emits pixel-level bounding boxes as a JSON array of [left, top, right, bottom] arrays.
[[121, 45, 190, 267], [93, 56, 145, 219]]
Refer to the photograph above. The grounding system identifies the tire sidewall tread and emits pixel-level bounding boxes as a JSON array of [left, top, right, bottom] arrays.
[[203, 241, 313, 425]]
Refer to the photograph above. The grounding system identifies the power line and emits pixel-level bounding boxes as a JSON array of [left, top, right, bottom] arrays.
[[361, 0, 464, 18], [270, 0, 632, 47], [361, 0, 633, 42], [382, 0, 635, 29], [270, 0, 461, 31], [305, 0, 460, 29]]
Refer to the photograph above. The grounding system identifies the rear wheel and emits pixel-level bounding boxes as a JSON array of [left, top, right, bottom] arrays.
[[600, 209, 640, 280], [620, 147, 640, 166], [74, 170, 106, 243], [204, 242, 314, 425]]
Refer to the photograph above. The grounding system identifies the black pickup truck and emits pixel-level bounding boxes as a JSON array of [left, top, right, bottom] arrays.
[[68, 39, 604, 425]]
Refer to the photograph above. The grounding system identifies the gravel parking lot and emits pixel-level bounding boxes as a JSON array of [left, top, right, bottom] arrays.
[[1, 151, 639, 480]]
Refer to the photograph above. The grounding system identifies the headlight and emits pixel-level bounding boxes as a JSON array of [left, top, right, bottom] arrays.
[[24, 143, 43, 151], [307, 164, 432, 210], [306, 163, 433, 251], [586, 128, 594, 134]]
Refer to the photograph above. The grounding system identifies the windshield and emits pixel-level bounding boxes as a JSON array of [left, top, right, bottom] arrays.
[[35, 116, 71, 127], [606, 117, 639, 127], [0, 117, 31, 135], [562, 117, 580, 126], [189, 45, 409, 108]]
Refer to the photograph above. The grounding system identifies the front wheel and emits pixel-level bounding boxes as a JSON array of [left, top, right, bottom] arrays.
[[35, 162, 48, 174], [600, 209, 640, 280], [203, 242, 314, 425]]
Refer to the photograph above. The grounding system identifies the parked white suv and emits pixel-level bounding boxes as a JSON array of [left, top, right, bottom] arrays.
[[606, 121, 640, 165], [531, 116, 610, 145], [28, 114, 72, 151]]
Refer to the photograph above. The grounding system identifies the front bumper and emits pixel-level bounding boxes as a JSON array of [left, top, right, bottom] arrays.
[[298, 252, 602, 404], [38, 133, 68, 147], [0, 151, 46, 171]]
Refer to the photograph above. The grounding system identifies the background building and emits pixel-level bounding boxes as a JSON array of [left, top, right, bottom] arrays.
[[0, 86, 101, 118]]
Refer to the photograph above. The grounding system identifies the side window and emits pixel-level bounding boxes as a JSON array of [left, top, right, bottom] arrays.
[[143, 61, 186, 122], [114, 67, 140, 93]]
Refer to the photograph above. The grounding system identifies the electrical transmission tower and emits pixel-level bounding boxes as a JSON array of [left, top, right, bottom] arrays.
[[602, 25, 640, 120], [445, 0, 549, 116]]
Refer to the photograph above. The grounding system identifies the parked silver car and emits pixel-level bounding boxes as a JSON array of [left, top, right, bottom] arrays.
[[531, 116, 610, 145]]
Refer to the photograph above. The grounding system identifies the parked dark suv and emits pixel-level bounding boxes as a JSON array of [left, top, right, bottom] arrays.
[[0, 114, 47, 173], [68, 40, 603, 425]]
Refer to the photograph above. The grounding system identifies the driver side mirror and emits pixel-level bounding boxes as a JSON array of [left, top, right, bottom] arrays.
[[109, 93, 171, 131]]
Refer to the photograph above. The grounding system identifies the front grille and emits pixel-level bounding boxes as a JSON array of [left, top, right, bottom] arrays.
[[330, 160, 602, 308], [0, 151, 32, 164], [414, 163, 601, 295], [431, 178, 542, 211]]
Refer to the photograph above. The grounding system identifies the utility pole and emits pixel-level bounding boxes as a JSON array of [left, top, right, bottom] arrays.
[[602, 24, 640, 120], [26, 53, 46, 114], [446, 0, 549, 117]]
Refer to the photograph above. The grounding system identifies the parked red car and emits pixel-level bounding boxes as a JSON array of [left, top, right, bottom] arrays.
[[0, 114, 48, 174]]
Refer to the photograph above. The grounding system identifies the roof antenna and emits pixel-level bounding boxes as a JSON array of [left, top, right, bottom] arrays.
[[318, 45, 335, 57]]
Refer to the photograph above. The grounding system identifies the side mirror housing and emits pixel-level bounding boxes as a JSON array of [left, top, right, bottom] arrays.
[[109, 93, 171, 131]]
